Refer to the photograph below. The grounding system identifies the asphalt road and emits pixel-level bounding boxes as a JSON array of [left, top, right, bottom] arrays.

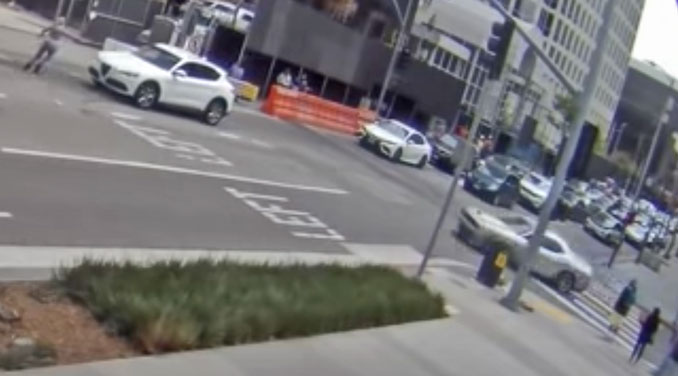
[[0, 30, 640, 271]]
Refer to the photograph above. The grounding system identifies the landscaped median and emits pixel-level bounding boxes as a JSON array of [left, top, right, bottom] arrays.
[[0, 259, 446, 369]]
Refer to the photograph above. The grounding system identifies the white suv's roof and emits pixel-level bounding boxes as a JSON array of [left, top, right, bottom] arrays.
[[155, 43, 200, 61]]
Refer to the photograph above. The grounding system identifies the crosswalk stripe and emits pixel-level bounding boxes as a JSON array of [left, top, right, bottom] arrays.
[[579, 292, 642, 332], [571, 296, 637, 346]]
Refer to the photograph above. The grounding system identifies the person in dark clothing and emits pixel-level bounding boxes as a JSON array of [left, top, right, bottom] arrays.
[[631, 308, 661, 363], [610, 279, 637, 333], [23, 18, 64, 74]]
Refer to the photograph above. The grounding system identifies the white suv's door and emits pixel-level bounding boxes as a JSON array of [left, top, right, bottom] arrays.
[[167, 62, 222, 110]]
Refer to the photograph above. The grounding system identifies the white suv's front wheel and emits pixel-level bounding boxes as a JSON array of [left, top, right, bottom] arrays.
[[134, 82, 159, 109]]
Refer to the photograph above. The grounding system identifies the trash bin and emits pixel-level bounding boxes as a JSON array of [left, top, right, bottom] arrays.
[[476, 244, 508, 288]]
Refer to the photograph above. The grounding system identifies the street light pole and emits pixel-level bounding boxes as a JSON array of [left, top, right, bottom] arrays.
[[501, 0, 615, 309], [416, 79, 498, 278], [375, 0, 413, 116]]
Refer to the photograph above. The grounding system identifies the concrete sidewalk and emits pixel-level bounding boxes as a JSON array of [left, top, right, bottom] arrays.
[[5, 266, 651, 376]]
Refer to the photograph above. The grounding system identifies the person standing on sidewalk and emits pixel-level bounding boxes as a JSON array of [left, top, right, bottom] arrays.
[[23, 18, 65, 74], [610, 279, 637, 334], [630, 307, 661, 363]]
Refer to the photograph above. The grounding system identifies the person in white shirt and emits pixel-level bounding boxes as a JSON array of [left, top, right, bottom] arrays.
[[276, 68, 292, 88]]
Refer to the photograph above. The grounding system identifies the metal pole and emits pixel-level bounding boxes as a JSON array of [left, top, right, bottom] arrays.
[[54, 0, 66, 20], [375, 0, 413, 117], [634, 99, 673, 199], [416, 79, 498, 278], [501, 0, 615, 309], [607, 122, 626, 155]]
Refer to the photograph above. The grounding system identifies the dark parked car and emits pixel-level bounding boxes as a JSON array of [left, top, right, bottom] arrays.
[[464, 158, 520, 208], [430, 134, 477, 172]]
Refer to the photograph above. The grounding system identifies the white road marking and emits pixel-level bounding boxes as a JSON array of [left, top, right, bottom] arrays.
[[116, 120, 233, 166], [175, 154, 196, 160], [54, 99, 63, 106], [0, 212, 13, 219], [0, 93, 7, 99], [1, 147, 349, 195], [200, 157, 233, 167], [225, 186, 346, 241], [250, 139, 273, 149], [111, 112, 143, 121], [218, 132, 241, 140]]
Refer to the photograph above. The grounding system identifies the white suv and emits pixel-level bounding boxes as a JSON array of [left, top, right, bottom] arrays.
[[89, 43, 235, 125]]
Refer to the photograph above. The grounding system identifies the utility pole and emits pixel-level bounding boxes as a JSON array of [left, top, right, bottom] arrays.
[[501, 0, 615, 309], [375, 0, 414, 117], [417, 5, 516, 278], [608, 122, 627, 156], [54, 0, 66, 21]]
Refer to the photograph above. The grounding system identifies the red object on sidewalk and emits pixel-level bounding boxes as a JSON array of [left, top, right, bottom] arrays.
[[261, 85, 376, 135]]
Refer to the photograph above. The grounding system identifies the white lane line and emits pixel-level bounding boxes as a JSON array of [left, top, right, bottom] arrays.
[[218, 132, 241, 140], [1, 147, 349, 195], [0, 212, 13, 219], [111, 112, 143, 121], [175, 154, 196, 160], [251, 139, 273, 149], [54, 99, 63, 106]]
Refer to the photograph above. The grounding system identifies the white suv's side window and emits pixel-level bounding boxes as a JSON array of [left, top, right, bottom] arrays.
[[177, 63, 221, 81]]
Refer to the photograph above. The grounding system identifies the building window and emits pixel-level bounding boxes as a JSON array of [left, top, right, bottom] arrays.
[[548, 45, 555, 58], [441, 51, 451, 70], [546, 0, 558, 9], [553, 19, 562, 41], [472, 67, 482, 85], [433, 48, 443, 66]]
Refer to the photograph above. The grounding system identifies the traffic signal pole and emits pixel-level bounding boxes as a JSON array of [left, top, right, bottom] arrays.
[[500, 0, 615, 310]]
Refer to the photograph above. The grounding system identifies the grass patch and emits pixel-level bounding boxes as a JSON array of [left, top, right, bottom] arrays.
[[56, 260, 445, 353]]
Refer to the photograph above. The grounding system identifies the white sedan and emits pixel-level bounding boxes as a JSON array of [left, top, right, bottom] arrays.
[[358, 119, 432, 168], [458, 206, 592, 293], [88, 43, 235, 125], [519, 172, 553, 210]]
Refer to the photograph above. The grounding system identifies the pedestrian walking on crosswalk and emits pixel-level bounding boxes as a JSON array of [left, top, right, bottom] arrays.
[[630, 307, 661, 364], [610, 279, 637, 334]]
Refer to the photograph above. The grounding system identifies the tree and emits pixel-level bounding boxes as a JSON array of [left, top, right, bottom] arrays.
[[553, 94, 577, 128]]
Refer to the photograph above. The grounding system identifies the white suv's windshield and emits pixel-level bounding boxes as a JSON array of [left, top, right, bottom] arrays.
[[134, 46, 181, 71]]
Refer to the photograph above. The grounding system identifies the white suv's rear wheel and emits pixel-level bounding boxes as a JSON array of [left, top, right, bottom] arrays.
[[204, 99, 226, 126]]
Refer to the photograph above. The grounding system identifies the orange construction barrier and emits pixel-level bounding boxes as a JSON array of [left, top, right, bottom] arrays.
[[261, 85, 376, 135]]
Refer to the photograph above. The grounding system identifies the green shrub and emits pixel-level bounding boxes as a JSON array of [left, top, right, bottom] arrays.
[[56, 260, 445, 353]]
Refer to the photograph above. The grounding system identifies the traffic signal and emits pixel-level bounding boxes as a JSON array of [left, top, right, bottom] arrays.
[[486, 19, 515, 80]]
